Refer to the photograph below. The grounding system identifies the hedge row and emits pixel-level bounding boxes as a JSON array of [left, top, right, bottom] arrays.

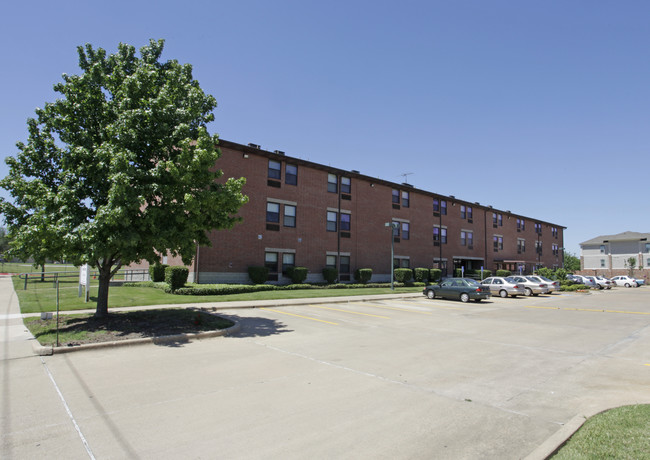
[[126, 281, 426, 296]]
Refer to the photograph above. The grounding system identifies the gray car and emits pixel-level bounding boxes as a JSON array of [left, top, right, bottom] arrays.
[[509, 275, 549, 296], [481, 277, 526, 298]]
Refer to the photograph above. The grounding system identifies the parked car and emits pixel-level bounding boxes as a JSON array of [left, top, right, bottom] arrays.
[[571, 275, 598, 289], [566, 274, 582, 284], [509, 276, 549, 296], [610, 276, 638, 288], [635, 278, 645, 286], [529, 275, 560, 293], [481, 277, 526, 298], [423, 278, 491, 303], [594, 276, 613, 289]]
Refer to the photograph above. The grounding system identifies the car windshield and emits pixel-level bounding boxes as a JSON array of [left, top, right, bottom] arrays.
[[504, 277, 518, 283]]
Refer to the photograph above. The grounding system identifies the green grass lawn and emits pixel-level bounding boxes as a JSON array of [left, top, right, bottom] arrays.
[[552, 405, 650, 459], [12, 276, 423, 314]]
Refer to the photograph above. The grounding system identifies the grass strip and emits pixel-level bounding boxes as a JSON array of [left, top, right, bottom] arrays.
[[552, 405, 650, 459]]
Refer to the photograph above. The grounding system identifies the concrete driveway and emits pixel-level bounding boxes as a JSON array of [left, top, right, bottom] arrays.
[[2, 278, 649, 459]]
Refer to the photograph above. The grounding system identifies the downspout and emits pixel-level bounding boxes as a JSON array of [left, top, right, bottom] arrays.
[[337, 174, 341, 281]]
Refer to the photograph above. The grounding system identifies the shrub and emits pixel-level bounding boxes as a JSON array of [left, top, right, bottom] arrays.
[[248, 266, 269, 284], [322, 267, 338, 284], [555, 268, 568, 281], [394, 268, 413, 283], [429, 269, 442, 283], [286, 266, 308, 284], [354, 268, 373, 284], [536, 267, 554, 279], [149, 263, 168, 282], [414, 268, 429, 283], [496, 270, 511, 277], [165, 266, 189, 291]]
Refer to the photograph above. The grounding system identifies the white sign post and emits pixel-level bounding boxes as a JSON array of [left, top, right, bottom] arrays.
[[79, 264, 90, 302]]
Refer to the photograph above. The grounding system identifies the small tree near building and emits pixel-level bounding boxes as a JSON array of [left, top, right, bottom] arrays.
[[0, 40, 247, 318], [625, 257, 637, 277]]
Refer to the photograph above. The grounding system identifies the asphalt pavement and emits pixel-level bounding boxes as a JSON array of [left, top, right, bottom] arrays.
[[2, 275, 649, 459]]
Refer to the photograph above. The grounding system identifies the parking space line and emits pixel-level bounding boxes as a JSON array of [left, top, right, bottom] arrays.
[[308, 305, 390, 319], [346, 302, 433, 315], [260, 308, 339, 325]]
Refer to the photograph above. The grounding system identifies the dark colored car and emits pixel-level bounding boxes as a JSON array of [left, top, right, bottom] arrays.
[[423, 277, 491, 303]]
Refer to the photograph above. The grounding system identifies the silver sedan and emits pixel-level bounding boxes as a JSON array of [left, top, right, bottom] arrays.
[[481, 276, 526, 298]]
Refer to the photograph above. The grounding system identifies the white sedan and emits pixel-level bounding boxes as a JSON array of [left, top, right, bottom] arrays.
[[610, 276, 638, 288]]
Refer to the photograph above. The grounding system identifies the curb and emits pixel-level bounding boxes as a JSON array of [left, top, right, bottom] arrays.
[[32, 321, 241, 355], [524, 413, 588, 460]]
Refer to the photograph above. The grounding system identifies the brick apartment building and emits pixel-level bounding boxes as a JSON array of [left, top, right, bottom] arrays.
[[141, 140, 565, 284]]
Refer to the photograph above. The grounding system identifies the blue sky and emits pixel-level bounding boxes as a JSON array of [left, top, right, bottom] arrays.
[[1, 1, 649, 255]]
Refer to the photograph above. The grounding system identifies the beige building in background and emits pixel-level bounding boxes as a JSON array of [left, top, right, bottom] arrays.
[[580, 231, 650, 280]]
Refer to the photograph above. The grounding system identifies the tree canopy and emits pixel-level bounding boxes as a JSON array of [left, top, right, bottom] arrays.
[[0, 39, 247, 317]]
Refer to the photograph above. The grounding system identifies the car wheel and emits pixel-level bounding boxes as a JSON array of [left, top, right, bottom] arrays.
[[499, 290, 508, 298], [625, 283, 630, 288], [525, 287, 533, 296], [460, 293, 470, 303], [426, 289, 435, 299]]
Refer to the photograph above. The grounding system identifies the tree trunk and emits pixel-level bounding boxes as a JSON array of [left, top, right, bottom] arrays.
[[95, 266, 112, 318], [40, 263, 45, 282]]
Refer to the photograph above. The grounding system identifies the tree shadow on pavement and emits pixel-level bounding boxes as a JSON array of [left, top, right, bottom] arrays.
[[217, 314, 292, 338]]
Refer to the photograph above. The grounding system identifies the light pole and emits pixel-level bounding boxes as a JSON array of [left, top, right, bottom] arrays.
[[385, 222, 399, 290]]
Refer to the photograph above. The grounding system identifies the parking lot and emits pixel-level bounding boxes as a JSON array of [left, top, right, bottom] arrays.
[[3, 287, 650, 459]]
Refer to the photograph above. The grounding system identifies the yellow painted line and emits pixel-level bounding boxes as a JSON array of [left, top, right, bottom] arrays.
[[645, 364, 650, 367], [309, 305, 390, 319], [604, 310, 650, 315], [565, 308, 605, 313], [526, 306, 560, 310], [260, 308, 338, 325], [346, 301, 433, 315]]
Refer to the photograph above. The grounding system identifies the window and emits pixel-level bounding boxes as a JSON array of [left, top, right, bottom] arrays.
[[461, 206, 467, 219], [552, 226, 558, 238], [283, 205, 296, 228], [461, 231, 467, 246], [468, 207, 473, 220], [327, 174, 338, 193], [600, 245, 606, 253], [433, 198, 440, 213], [467, 231, 473, 248], [441, 200, 447, 215], [645, 243, 650, 253], [462, 206, 473, 220], [517, 218, 526, 231], [441, 228, 447, 244], [341, 177, 351, 194], [326, 255, 337, 268], [493, 213, 498, 225], [392, 189, 399, 204], [340, 213, 351, 231], [401, 191, 409, 208], [498, 214, 502, 226], [493, 236, 503, 251], [265, 252, 278, 272], [285, 164, 297, 185], [600, 259, 606, 268], [340, 256, 350, 274], [326, 211, 337, 232], [535, 223, 542, 234], [401, 222, 409, 240], [268, 160, 281, 180], [392, 221, 400, 238], [552, 244, 559, 256], [535, 241, 543, 254], [517, 239, 526, 254], [282, 253, 295, 274], [266, 202, 280, 223]]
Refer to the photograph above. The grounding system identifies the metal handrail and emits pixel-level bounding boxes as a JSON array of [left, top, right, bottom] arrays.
[[18, 269, 150, 290]]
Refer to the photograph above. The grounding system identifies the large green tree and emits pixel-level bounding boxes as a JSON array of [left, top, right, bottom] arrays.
[[0, 39, 247, 317]]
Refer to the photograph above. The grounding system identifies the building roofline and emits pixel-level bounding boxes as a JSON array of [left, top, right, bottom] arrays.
[[218, 139, 567, 230], [580, 231, 650, 246]]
